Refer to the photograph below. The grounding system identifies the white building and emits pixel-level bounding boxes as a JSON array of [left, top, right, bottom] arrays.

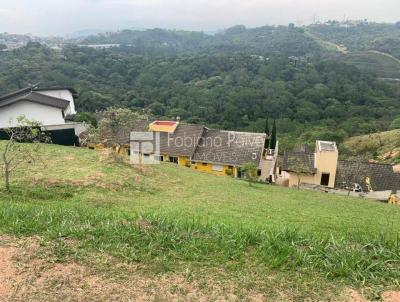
[[0, 86, 86, 145]]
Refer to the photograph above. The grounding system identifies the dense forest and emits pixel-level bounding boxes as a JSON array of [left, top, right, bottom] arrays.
[[0, 22, 400, 150]]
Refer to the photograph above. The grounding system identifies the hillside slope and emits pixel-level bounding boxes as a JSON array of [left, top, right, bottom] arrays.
[[0, 143, 399, 300], [342, 129, 400, 165]]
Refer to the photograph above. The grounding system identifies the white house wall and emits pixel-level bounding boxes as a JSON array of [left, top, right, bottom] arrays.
[[36, 90, 76, 115], [0, 101, 65, 128]]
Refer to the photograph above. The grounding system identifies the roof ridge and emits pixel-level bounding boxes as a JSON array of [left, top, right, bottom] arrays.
[[338, 159, 394, 166], [207, 128, 266, 136], [0, 87, 33, 102]]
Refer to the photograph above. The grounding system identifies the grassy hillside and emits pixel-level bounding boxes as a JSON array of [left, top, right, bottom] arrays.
[[0, 143, 400, 300], [340, 51, 400, 79], [342, 129, 400, 164]]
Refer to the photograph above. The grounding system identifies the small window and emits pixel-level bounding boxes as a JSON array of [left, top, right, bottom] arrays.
[[143, 154, 150, 158], [257, 169, 262, 176], [321, 173, 330, 186], [155, 155, 164, 161], [169, 156, 178, 164], [202, 163, 208, 166], [212, 165, 224, 172]]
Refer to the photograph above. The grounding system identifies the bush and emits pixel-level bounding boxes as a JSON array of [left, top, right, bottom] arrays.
[[389, 117, 400, 130]]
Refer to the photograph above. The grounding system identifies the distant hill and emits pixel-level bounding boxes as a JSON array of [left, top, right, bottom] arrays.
[[79, 25, 323, 57], [76, 22, 400, 78], [65, 29, 110, 39], [307, 22, 400, 78], [340, 50, 400, 79], [307, 21, 400, 57], [341, 129, 400, 165]]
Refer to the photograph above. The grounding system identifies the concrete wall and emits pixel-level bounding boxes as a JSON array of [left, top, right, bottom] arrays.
[[0, 101, 65, 128], [130, 151, 158, 165]]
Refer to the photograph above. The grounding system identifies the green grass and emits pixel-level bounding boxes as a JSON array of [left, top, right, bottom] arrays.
[[342, 129, 400, 164], [0, 143, 399, 299], [341, 51, 400, 79]]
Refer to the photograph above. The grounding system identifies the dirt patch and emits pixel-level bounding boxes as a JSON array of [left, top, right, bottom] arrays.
[[1, 236, 266, 301], [10, 260, 241, 302], [382, 292, 400, 302], [346, 289, 400, 302], [2, 236, 398, 302], [0, 237, 17, 298], [346, 289, 369, 302]]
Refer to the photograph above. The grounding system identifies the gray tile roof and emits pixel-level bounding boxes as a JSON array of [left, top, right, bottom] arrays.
[[282, 151, 316, 174], [292, 144, 313, 153], [335, 160, 400, 192], [192, 129, 266, 166], [0, 90, 70, 109], [159, 124, 205, 157]]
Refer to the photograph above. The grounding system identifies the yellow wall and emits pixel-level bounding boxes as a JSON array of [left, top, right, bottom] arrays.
[[178, 156, 190, 166], [314, 149, 338, 188], [190, 162, 235, 177]]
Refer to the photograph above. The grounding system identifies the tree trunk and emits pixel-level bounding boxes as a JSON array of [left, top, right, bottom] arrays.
[[3, 161, 10, 192], [4, 165, 10, 192]]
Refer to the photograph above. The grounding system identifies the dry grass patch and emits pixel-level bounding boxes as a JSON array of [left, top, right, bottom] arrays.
[[1, 236, 273, 302]]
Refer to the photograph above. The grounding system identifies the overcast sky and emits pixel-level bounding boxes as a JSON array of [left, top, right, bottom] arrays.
[[0, 0, 399, 36]]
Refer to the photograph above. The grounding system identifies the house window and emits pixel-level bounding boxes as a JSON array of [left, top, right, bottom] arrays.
[[155, 155, 164, 161], [257, 169, 262, 176], [212, 165, 223, 172], [320, 173, 330, 186], [169, 156, 178, 164], [143, 154, 150, 158], [202, 163, 208, 166]]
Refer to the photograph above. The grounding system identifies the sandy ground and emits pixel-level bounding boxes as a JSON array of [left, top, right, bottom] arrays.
[[0, 235, 399, 302]]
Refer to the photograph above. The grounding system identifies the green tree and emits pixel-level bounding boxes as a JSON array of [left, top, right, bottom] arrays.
[[264, 118, 270, 149], [269, 120, 277, 150], [389, 117, 400, 130], [75, 112, 98, 127], [90, 107, 149, 146], [241, 162, 258, 186]]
